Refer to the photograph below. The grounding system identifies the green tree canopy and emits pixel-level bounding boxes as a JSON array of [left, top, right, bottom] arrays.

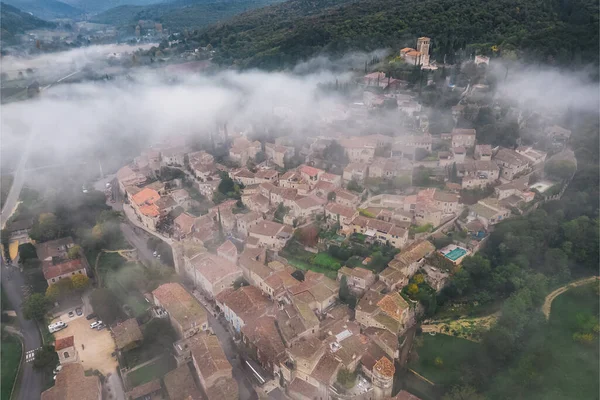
[[22, 293, 50, 321]]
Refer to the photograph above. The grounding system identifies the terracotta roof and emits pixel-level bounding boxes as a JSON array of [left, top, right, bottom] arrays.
[[41, 363, 100, 400], [190, 253, 241, 285], [112, 319, 143, 350], [373, 356, 395, 378], [475, 144, 493, 155], [241, 316, 286, 364], [43, 259, 84, 280], [256, 169, 279, 179], [295, 195, 326, 210], [217, 240, 238, 259], [206, 377, 239, 400], [325, 203, 356, 219], [377, 292, 409, 321], [334, 188, 359, 202], [188, 333, 232, 382], [339, 266, 373, 280], [36, 237, 74, 261], [392, 390, 423, 400], [125, 379, 161, 400], [288, 336, 323, 360], [55, 336, 74, 351], [432, 190, 459, 203], [152, 283, 207, 330], [163, 364, 202, 400], [288, 378, 319, 399], [320, 172, 340, 182], [299, 165, 321, 177], [389, 240, 435, 270], [174, 212, 196, 235], [249, 220, 289, 237], [310, 353, 341, 384], [131, 188, 160, 206], [216, 286, 272, 322]]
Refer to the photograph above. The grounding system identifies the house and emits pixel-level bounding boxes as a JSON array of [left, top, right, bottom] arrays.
[[163, 364, 203, 400], [371, 356, 395, 398], [493, 147, 531, 180], [393, 135, 433, 153], [174, 212, 197, 239], [416, 188, 460, 216], [452, 146, 466, 163], [318, 172, 342, 187], [449, 128, 476, 148], [457, 160, 500, 189], [298, 165, 325, 188], [186, 253, 243, 299], [217, 240, 238, 264], [116, 164, 148, 194], [474, 144, 492, 160], [355, 290, 413, 335], [279, 171, 310, 194], [36, 237, 75, 262], [152, 282, 208, 339], [349, 216, 409, 249], [368, 157, 412, 180], [56, 336, 78, 364], [229, 137, 261, 165], [339, 137, 376, 163], [161, 147, 188, 166], [380, 240, 435, 290], [343, 162, 369, 183], [112, 319, 143, 351], [241, 315, 287, 376], [287, 270, 339, 313], [414, 203, 443, 228], [130, 188, 161, 230], [243, 193, 271, 214], [516, 146, 547, 167], [43, 259, 87, 286], [337, 267, 375, 294], [248, 221, 294, 250], [41, 363, 101, 400], [495, 177, 530, 200], [235, 211, 263, 237], [470, 198, 511, 228], [216, 286, 273, 333], [188, 333, 235, 392], [422, 264, 450, 292], [155, 195, 177, 216], [170, 189, 191, 208], [255, 169, 279, 183], [230, 168, 257, 186], [125, 380, 162, 400], [325, 203, 357, 227], [266, 143, 294, 168], [333, 188, 361, 208], [291, 195, 327, 220], [7, 218, 33, 240]]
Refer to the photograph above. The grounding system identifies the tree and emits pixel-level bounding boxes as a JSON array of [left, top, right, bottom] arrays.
[[22, 293, 50, 321], [45, 285, 60, 301], [407, 283, 419, 296], [18, 243, 37, 263], [30, 213, 62, 242], [67, 245, 81, 259], [545, 160, 576, 181], [442, 385, 485, 400], [90, 288, 123, 325], [72, 274, 90, 290], [346, 179, 363, 193], [339, 275, 356, 308], [33, 345, 58, 370], [336, 368, 356, 389]]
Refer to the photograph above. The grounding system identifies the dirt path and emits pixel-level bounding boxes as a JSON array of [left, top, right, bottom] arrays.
[[542, 276, 599, 320]]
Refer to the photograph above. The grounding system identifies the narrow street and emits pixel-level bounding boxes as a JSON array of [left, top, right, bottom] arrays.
[[1, 262, 44, 400]]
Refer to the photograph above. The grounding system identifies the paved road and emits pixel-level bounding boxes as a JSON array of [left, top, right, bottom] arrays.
[[1, 263, 44, 400], [119, 223, 157, 266]]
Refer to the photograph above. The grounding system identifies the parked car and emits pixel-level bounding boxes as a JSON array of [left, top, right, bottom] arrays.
[[153, 251, 158, 257], [48, 321, 67, 333], [96, 324, 106, 331], [53, 365, 63, 375], [76, 308, 83, 316], [90, 321, 102, 329], [86, 313, 97, 320]]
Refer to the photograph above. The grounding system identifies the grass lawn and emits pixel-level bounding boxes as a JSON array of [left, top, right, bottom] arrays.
[[525, 283, 599, 400], [126, 354, 175, 387], [409, 334, 479, 386], [286, 258, 337, 280], [1, 334, 22, 400], [96, 252, 127, 282]]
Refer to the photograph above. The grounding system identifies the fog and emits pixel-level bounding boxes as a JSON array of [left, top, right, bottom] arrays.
[[1, 44, 599, 178]]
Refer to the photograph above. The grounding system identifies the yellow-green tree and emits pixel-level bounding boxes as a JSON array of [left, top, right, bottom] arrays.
[[67, 245, 81, 259], [72, 274, 90, 291]]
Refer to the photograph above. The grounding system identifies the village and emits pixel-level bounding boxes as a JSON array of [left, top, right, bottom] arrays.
[[3, 38, 579, 400]]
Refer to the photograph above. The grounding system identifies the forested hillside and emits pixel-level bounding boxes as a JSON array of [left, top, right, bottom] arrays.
[[3, 0, 82, 19], [0, 2, 56, 43], [189, 0, 598, 69], [92, 0, 286, 31]]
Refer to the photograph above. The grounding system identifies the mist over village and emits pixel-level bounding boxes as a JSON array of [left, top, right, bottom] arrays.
[[0, 1, 598, 400]]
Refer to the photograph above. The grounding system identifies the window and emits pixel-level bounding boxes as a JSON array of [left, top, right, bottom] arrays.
[[52, 278, 56, 283], [64, 352, 69, 358]]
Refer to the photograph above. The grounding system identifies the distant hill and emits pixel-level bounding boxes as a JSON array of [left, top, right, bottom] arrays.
[[190, 0, 599, 69], [60, 0, 169, 13], [0, 2, 56, 43], [91, 0, 286, 31], [3, 0, 82, 19]]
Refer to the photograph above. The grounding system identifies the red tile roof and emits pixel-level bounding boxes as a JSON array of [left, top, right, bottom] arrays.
[[55, 336, 74, 351], [43, 259, 84, 280]]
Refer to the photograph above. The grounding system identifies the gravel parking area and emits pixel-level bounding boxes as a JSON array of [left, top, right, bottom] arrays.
[[52, 315, 117, 375]]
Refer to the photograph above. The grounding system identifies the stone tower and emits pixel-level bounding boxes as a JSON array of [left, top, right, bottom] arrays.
[[372, 356, 395, 399], [416, 37, 431, 67]]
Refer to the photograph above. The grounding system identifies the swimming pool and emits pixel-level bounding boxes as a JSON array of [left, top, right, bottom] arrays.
[[444, 247, 467, 261]]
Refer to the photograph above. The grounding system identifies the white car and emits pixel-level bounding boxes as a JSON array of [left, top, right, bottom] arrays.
[[53, 365, 63, 374], [48, 321, 67, 333], [90, 321, 102, 329]]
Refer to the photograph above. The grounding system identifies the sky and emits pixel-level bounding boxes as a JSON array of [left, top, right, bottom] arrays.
[[1, 44, 598, 177]]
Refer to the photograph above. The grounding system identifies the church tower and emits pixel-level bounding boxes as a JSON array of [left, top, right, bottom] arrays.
[[417, 37, 431, 67]]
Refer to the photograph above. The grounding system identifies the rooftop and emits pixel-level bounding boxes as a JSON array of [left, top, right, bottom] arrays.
[[189, 333, 232, 381], [131, 187, 160, 206], [112, 318, 143, 350], [249, 220, 291, 237], [55, 335, 74, 351], [373, 356, 395, 378], [125, 379, 162, 400], [42, 259, 84, 280], [190, 253, 241, 284], [216, 286, 272, 322], [163, 364, 202, 400], [152, 283, 207, 330], [36, 237, 74, 261], [41, 363, 100, 400]]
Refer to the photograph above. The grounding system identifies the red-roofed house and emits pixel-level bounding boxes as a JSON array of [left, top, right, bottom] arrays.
[[217, 240, 238, 263], [56, 336, 78, 364], [43, 259, 87, 286], [187, 253, 243, 299], [216, 286, 273, 333]]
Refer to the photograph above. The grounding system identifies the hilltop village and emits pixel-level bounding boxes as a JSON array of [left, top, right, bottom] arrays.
[[4, 40, 579, 400]]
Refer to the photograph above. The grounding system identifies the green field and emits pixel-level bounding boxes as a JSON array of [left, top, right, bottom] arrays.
[[286, 257, 337, 280], [525, 284, 599, 400], [1, 334, 22, 400], [126, 355, 175, 387], [409, 334, 478, 386]]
